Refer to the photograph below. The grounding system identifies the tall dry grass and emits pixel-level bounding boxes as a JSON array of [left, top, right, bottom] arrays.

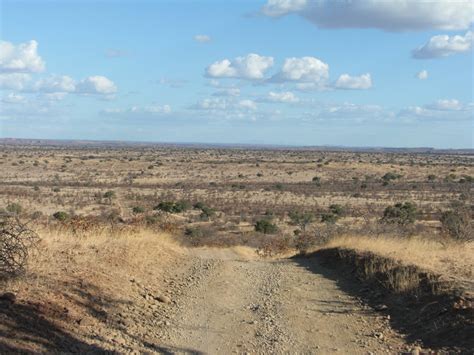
[[324, 235, 474, 283]]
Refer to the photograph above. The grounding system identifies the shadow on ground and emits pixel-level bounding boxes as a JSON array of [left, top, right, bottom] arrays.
[[291, 251, 474, 353]]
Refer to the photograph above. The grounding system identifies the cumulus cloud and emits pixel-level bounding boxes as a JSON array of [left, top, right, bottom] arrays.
[[426, 99, 463, 111], [412, 31, 473, 59], [335, 73, 372, 90], [416, 70, 428, 80], [0, 73, 31, 90], [270, 56, 329, 86], [194, 34, 211, 43], [76, 76, 117, 95], [34, 75, 76, 93], [309, 102, 390, 122], [259, 91, 300, 103], [238, 99, 257, 110], [101, 104, 172, 117], [399, 99, 473, 121], [191, 97, 257, 112], [212, 88, 241, 97], [1, 92, 26, 104], [0, 40, 45, 73], [206, 53, 274, 80], [261, 0, 474, 31]]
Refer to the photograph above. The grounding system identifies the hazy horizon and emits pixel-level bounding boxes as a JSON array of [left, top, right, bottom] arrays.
[[1, 0, 473, 148]]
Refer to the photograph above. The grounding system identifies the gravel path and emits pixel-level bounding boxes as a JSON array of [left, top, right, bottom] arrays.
[[144, 250, 411, 354]]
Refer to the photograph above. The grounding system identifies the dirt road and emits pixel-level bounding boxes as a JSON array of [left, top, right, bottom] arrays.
[[144, 249, 409, 354]]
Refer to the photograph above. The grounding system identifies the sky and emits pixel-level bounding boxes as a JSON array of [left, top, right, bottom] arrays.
[[0, 0, 473, 148]]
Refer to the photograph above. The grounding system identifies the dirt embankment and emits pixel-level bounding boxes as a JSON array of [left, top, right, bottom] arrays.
[[307, 247, 474, 353]]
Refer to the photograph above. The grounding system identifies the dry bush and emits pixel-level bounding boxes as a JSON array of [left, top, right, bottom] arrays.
[[0, 213, 40, 279]]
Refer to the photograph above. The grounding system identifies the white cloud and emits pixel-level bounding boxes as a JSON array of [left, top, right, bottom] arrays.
[[0, 40, 45, 73], [412, 31, 473, 59], [191, 97, 257, 112], [194, 34, 211, 43], [238, 99, 257, 110], [101, 104, 172, 117], [213, 88, 241, 97], [1, 92, 26, 104], [399, 99, 473, 121], [76, 76, 117, 95], [416, 70, 428, 80], [302, 102, 392, 122], [261, 0, 474, 31], [426, 99, 463, 111], [34, 75, 76, 93], [335, 73, 372, 90], [270, 56, 329, 86], [0, 73, 31, 90], [262, 0, 307, 16], [206, 53, 274, 80], [259, 91, 300, 103]]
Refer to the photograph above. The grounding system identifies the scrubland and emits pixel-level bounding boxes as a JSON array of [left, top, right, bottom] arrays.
[[0, 141, 472, 353]]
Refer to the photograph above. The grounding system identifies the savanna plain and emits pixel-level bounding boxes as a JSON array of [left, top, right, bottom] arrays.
[[0, 140, 472, 354]]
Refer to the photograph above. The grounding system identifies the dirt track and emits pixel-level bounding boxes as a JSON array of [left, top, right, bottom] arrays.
[[148, 249, 410, 354]]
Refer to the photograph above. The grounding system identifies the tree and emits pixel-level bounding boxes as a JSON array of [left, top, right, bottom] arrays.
[[255, 219, 278, 234], [288, 211, 313, 235], [381, 202, 417, 225]]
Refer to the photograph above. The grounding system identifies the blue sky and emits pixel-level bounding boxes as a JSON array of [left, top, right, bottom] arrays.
[[0, 0, 473, 148]]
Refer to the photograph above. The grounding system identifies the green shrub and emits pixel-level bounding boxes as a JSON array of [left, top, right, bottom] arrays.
[[288, 211, 313, 233], [382, 172, 402, 182], [132, 206, 145, 214], [381, 202, 417, 225], [6, 203, 22, 215], [328, 204, 344, 216], [52, 211, 69, 221], [255, 219, 278, 234], [103, 190, 116, 199], [321, 213, 338, 224], [154, 200, 190, 213]]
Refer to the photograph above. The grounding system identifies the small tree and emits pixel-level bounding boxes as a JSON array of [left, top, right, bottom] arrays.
[[381, 202, 417, 225], [6, 203, 22, 215], [255, 219, 278, 234], [53, 211, 70, 222], [288, 211, 313, 235], [440, 206, 472, 243]]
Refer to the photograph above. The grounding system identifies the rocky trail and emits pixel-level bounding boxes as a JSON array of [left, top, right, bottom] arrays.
[[103, 248, 414, 354]]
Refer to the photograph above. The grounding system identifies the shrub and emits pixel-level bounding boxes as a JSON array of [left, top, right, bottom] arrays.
[[255, 219, 278, 234], [199, 206, 215, 221], [427, 174, 437, 182], [6, 203, 22, 215], [53, 211, 70, 221], [132, 206, 145, 214], [381, 202, 417, 225], [440, 207, 472, 242], [321, 213, 338, 224], [103, 190, 116, 199], [382, 172, 402, 182], [154, 200, 190, 213], [328, 204, 344, 216], [0, 214, 40, 278], [288, 211, 313, 233]]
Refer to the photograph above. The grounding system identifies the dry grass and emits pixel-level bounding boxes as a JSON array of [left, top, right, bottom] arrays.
[[323, 235, 474, 284]]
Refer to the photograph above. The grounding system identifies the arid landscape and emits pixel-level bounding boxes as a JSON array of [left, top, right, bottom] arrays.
[[0, 139, 472, 354]]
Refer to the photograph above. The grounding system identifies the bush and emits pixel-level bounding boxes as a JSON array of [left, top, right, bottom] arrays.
[[103, 190, 116, 199], [328, 204, 344, 216], [382, 172, 402, 182], [321, 213, 338, 224], [255, 219, 278, 234], [53, 211, 70, 221], [6, 203, 22, 215], [199, 206, 215, 221], [154, 200, 190, 213], [132, 206, 145, 214], [381, 202, 417, 225], [288, 211, 313, 233], [0, 214, 39, 278], [440, 207, 472, 242]]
